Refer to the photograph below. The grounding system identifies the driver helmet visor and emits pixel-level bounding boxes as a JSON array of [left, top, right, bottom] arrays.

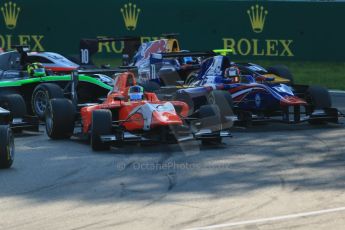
[[129, 86, 143, 94], [183, 57, 193, 64], [33, 68, 46, 77], [227, 68, 239, 77], [129, 93, 143, 101]]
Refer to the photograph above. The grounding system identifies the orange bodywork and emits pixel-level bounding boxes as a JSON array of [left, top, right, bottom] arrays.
[[80, 72, 189, 133]]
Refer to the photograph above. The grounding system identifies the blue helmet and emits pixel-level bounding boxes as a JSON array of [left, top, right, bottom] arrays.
[[128, 86, 144, 101]]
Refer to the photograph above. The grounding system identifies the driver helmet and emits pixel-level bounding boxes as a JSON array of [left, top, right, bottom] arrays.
[[182, 56, 193, 64], [180, 50, 193, 65], [225, 66, 241, 83], [27, 62, 46, 77], [128, 86, 144, 101]]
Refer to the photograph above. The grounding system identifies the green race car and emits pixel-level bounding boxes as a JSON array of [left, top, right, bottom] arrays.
[[0, 46, 113, 119]]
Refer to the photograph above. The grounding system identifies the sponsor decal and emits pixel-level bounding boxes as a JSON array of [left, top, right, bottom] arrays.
[[0, 1, 45, 51], [121, 2, 141, 31], [223, 4, 294, 58], [133, 39, 168, 66], [247, 4, 268, 33], [1, 1, 20, 30], [97, 36, 166, 54]]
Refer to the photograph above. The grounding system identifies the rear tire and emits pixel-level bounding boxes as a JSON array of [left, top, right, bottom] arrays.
[[0, 125, 14, 169], [32, 83, 64, 119], [45, 99, 75, 139], [91, 110, 112, 151], [267, 65, 294, 85], [174, 91, 195, 116], [185, 71, 199, 85], [0, 94, 27, 118], [140, 81, 161, 93]]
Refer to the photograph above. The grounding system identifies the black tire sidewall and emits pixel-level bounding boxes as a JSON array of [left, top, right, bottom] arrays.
[[45, 99, 75, 139], [306, 85, 332, 109], [91, 110, 112, 151], [0, 125, 14, 169], [0, 94, 27, 118]]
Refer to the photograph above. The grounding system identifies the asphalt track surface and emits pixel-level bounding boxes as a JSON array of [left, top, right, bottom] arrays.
[[1, 93, 345, 230]]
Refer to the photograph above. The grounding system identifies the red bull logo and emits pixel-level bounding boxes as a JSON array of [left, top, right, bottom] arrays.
[[134, 39, 168, 66]]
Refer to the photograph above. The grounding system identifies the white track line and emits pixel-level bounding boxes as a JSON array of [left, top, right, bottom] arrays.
[[330, 90, 345, 94], [186, 206, 345, 230]]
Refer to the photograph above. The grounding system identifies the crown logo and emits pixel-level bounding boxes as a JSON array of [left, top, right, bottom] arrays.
[[1, 1, 21, 30], [120, 2, 141, 31], [247, 5, 268, 33]]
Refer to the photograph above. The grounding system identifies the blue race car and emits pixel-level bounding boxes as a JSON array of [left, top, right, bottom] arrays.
[[165, 54, 342, 125]]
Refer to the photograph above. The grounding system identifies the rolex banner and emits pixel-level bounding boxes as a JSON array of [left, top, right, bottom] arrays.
[[1, 0, 345, 61]]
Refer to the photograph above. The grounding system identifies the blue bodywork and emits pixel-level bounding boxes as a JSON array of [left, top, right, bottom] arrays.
[[180, 55, 299, 112]]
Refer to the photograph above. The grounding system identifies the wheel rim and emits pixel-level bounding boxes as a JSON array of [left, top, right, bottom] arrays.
[[34, 90, 49, 115]]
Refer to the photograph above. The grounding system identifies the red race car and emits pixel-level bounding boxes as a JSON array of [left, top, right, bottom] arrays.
[[44, 70, 231, 150]]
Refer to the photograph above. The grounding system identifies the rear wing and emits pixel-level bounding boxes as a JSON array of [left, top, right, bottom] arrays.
[[150, 51, 216, 60], [11, 45, 30, 66], [79, 37, 141, 66], [11, 45, 30, 53], [149, 49, 232, 63]]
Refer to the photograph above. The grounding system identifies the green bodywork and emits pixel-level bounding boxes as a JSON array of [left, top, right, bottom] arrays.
[[0, 75, 113, 91]]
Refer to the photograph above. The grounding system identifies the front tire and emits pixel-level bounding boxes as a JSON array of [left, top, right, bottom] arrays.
[[0, 125, 14, 169], [45, 99, 75, 139], [32, 83, 64, 119], [91, 110, 112, 151], [306, 85, 332, 125], [198, 105, 222, 145], [207, 90, 234, 129]]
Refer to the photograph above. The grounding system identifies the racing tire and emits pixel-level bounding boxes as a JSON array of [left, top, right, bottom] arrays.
[[45, 99, 75, 139], [140, 81, 161, 93], [267, 65, 294, 85], [185, 71, 199, 85], [32, 83, 64, 120], [207, 90, 234, 129], [0, 94, 27, 118], [306, 85, 332, 125], [198, 105, 222, 145], [306, 85, 332, 109], [0, 125, 14, 169], [91, 109, 112, 151], [174, 91, 195, 116]]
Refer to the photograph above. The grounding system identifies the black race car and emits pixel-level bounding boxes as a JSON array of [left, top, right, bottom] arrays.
[[0, 46, 114, 119]]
